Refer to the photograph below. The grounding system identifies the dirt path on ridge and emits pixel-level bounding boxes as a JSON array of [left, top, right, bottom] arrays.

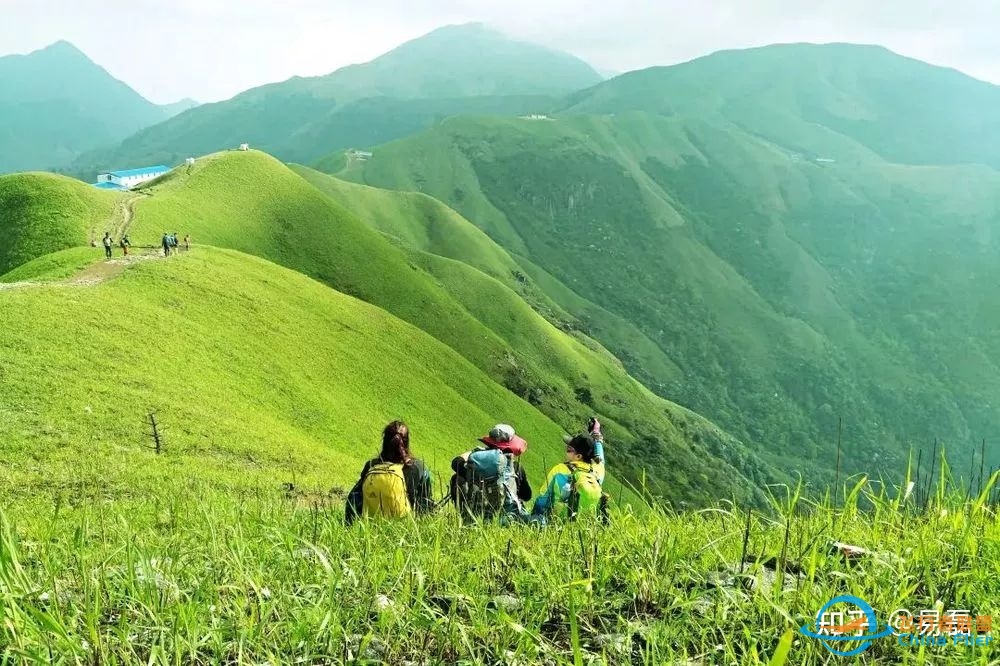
[[0, 249, 170, 291], [1, 195, 173, 291]]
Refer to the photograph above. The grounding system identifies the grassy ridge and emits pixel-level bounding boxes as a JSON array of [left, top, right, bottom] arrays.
[[0, 247, 102, 283], [124, 151, 763, 504], [297, 163, 688, 394], [0, 172, 119, 275], [339, 109, 1000, 484], [0, 246, 584, 496]]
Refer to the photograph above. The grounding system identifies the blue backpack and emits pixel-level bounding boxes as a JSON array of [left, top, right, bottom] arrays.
[[455, 447, 521, 521]]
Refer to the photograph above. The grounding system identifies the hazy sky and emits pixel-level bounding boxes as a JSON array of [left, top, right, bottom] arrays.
[[2, 0, 997, 104]]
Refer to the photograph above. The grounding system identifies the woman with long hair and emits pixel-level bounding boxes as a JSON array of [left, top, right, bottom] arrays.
[[345, 420, 434, 524]]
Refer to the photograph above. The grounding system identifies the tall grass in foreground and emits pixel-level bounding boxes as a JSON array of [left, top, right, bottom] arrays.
[[1, 471, 999, 665]]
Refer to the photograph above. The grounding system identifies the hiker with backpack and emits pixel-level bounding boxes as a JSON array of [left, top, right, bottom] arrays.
[[531, 417, 608, 522], [450, 423, 536, 524], [119, 235, 131, 256], [345, 420, 434, 525], [102, 232, 114, 259]]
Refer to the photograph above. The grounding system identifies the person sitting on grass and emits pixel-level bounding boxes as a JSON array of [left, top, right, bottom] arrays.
[[345, 420, 434, 525], [450, 423, 534, 524], [531, 417, 608, 522]]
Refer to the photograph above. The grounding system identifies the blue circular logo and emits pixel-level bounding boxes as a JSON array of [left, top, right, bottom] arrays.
[[799, 595, 895, 657]]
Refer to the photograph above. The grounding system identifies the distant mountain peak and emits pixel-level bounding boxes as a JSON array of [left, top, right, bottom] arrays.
[[33, 40, 89, 60], [424, 21, 494, 35]]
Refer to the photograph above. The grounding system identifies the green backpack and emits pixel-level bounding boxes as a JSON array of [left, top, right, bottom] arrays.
[[567, 462, 603, 519]]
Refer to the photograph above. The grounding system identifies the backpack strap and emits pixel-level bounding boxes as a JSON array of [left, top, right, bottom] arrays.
[[566, 462, 594, 519]]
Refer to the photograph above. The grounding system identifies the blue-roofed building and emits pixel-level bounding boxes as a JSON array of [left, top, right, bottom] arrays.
[[93, 181, 125, 191], [93, 165, 169, 190]]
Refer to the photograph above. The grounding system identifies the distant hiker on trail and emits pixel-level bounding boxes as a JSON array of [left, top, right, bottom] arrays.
[[532, 417, 609, 523], [450, 423, 535, 524], [119, 235, 131, 256], [184, 234, 191, 251], [162, 232, 171, 256], [170, 232, 179, 253], [345, 420, 434, 525], [102, 232, 113, 259]]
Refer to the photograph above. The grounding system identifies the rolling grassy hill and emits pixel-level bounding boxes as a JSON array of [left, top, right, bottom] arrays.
[[292, 165, 690, 414], [0, 41, 193, 173], [70, 24, 596, 177], [100, 149, 762, 504], [335, 47, 1000, 481], [0, 171, 120, 275], [0, 246, 592, 498]]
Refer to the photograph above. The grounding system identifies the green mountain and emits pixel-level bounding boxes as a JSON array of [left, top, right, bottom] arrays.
[[159, 97, 200, 117], [334, 43, 1000, 480], [0, 246, 592, 497], [130, 151, 768, 503], [70, 24, 597, 175], [0, 151, 767, 505], [564, 42, 1000, 169], [0, 41, 192, 173]]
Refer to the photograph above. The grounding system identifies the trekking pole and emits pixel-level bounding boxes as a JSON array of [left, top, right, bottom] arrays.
[[433, 493, 452, 511]]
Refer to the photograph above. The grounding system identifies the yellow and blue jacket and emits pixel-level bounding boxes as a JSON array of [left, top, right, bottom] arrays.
[[531, 439, 605, 517]]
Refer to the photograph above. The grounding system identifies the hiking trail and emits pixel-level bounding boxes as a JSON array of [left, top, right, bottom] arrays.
[[0, 250, 171, 291], [113, 194, 142, 238], [0, 193, 178, 291]]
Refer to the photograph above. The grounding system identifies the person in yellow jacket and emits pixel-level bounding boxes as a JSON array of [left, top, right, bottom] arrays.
[[532, 417, 607, 521]]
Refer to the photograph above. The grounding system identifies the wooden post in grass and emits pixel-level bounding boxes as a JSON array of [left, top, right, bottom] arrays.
[[969, 451, 977, 501], [834, 416, 843, 505], [924, 438, 939, 513], [979, 438, 987, 497], [778, 518, 791, 581], [739, 507, 752, 574], [148, 411, 162, 455]]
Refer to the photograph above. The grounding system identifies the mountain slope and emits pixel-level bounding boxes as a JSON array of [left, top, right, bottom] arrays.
[[0, 246, 591, 497], [563, 42, 1000, 169], [106, 150, 765, 504], [0, 42, 189, 173], [338, 83, 1000, 478], [0, 172, 120, 275], [70, 24, 596, 175], [292, 165, 687, 391]]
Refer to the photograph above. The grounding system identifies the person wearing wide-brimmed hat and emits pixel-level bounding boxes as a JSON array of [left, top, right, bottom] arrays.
[[450, 423, 533, 523]]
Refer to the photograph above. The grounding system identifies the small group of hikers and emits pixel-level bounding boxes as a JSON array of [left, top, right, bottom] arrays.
[[162, 232, 190, 256], [345, 417, 608, 526], [100, 232, 132, 258], [98, 232, 191, 258]]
